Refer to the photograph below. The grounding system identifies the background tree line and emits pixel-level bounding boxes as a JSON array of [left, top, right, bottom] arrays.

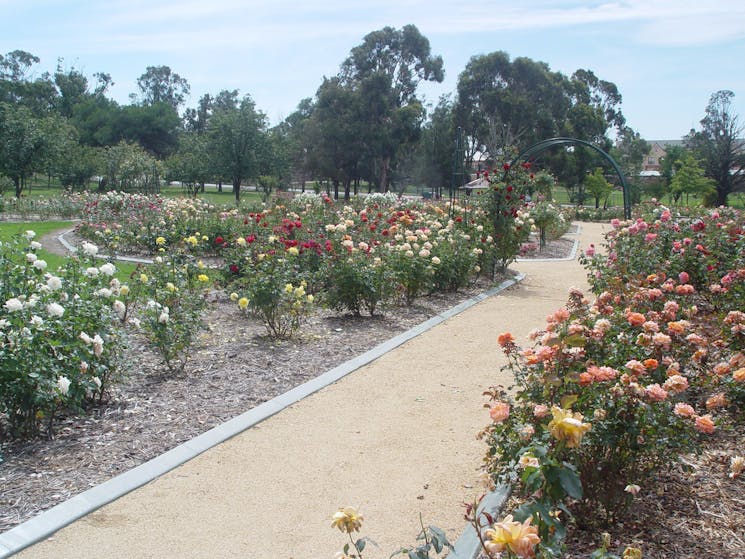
[[1, 25, 742, 205]]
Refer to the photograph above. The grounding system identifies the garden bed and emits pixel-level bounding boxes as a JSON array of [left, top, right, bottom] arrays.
[[0, 276, 504, 533]]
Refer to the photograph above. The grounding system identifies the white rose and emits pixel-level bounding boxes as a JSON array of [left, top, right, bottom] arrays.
[[46, 302, 65, 317], [99, 263, 116, 276], [4, 298, 24, 312], [33, 259, 47, 270], [57, 376, 71, 396], [82, 242, 99, 256], [47, 276, 63, 290]]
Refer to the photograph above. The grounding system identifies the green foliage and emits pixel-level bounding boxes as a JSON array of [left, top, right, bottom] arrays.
[[0, 232, 125, 438], [233, 251, 314, 339], [669, 154, 716, 205], [583, 168, 613, 209], [324, 250, 392, 316], [127, 252, 208, 372]]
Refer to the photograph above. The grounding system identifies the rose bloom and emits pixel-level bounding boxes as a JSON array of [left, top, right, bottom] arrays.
[[497, 332, 515, 348], [643, 358, 659, 370], [624, 484, 641, 496], [625, 359, 646, 375], [57, 375, 71, 396], [4, 298, 24, 312], [533, 404, 550, 418], [674, 402, 696, 418], [705, 392, 728, 410], [713, 362, 731, 376], [694, 414, 716, 434], [666, 320, 688, 335], [652, 332, 672, 348], [548, 406, 591, 448], [485, 515, 541, 559], [331, 507, 363, 533], [645, 383, 668, 402], [489, 401, 510, 423], [626, 311, 646, 327], [663, 375, 689, 394], [733, 368, 745, 382], [46, 302, 65, 318], [518, 453, 540, 469]]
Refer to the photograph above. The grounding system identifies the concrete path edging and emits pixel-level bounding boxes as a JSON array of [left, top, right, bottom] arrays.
[[0, 274, 524, 559]]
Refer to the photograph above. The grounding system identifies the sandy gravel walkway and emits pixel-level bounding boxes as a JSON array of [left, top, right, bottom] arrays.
[[16, 222, 607, 559]]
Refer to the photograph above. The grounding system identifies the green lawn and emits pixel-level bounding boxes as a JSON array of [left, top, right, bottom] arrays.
[[0, 221, 138, 281]]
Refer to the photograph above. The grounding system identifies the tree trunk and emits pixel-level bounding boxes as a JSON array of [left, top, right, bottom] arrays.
[[717, 186, 728, 207], [233, 178, 241, 205], [218, 180, 223, 193], [344, 179, 351, 201], [379, 157, 391, 193], [333, 179, 339, 200], [14, 176, 22, 198]]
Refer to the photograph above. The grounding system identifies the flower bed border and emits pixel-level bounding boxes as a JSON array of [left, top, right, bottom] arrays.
[[0, 274, 524, 558]]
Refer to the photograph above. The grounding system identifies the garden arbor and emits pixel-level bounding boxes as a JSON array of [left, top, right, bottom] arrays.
[[505, 137, 632, 220]]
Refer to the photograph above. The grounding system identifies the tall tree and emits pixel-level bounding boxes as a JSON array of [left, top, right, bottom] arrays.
[[0, 103, 60, 196], [685, 90, 744, 206], [0, 50, 56, 114], [135, 65, 190, 110], [670, 154, 716, 205], [209, 95, 268, 204], [305, 78, 364, 199], [53, 62, 90, 118], [340, 24, 444, 192], [454, 52, 569, 165]]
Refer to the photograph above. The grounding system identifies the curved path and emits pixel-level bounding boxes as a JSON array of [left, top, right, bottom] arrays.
[[13, 223, 607, 559]]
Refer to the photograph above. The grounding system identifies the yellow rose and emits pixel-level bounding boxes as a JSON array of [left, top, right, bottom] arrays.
[[120, 285, 130, 296], [139, 274, 148, 283], [547, 406, 591, 448], [284, 283, 294, 293], [331, 507, 363, 534], [238, 297, 249, 310], [197, 274, 209, 282], [155, 236, 166, 245], [485, 514, 541, 559]]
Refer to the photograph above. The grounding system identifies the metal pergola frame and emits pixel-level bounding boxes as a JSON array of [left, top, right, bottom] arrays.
[[503, 137, 632, 220]]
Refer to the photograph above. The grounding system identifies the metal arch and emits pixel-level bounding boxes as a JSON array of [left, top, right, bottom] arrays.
[[504, 137, 632, 220]]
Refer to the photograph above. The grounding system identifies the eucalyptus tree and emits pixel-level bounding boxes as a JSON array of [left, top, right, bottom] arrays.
[[304, 77, 365, 199], [454, 52, 569, 165], [0, 50, 57, 114], [340, 24, 443, 192], [135, 65, 190, 111]]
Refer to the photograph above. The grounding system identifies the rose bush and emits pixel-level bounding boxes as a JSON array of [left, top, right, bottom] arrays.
[[0, 232, 126, 438]]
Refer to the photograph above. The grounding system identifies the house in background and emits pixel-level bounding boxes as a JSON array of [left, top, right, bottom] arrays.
[[641, 140, 685, 176]]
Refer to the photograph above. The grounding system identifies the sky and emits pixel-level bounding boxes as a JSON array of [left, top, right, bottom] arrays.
[[2, 0, 745, 140]]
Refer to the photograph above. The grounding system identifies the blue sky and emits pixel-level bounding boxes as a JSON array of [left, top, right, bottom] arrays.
[[2, 0, 744, 139]]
